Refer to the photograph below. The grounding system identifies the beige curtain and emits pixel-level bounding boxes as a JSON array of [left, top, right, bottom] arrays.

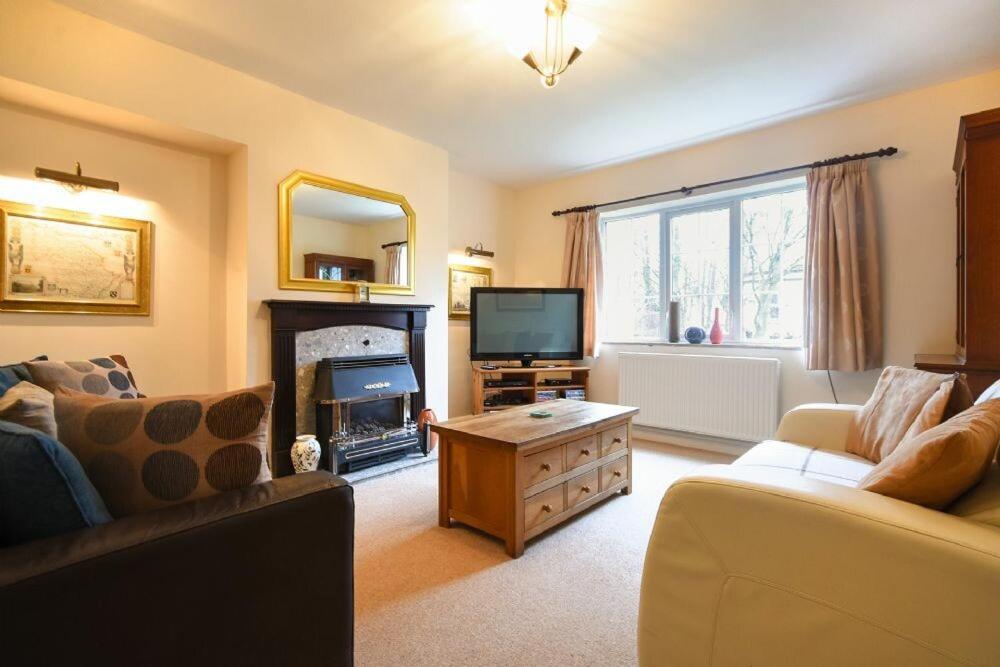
[[384, 244, 404, 284], [562, 209, 604, 358], [805, 160, 882, 371]]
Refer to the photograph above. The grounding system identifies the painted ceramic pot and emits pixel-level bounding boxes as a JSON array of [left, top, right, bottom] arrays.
[[710, 308, 724, 344], [291, 434, 322, 473], [684, 326, 706, 344], [417, 408, 439, 452]]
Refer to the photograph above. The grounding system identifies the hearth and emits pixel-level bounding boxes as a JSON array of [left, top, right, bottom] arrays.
[[314, 354, 426, 473]]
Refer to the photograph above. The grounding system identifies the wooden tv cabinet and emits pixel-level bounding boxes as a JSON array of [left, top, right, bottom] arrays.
[[471, 364, 591, 415], [431, 399, 639, 558]]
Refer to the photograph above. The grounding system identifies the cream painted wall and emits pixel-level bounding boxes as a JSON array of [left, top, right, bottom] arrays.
[[0, 102, 227, 395], [510, 69, 1000, 421], [447, 169, 515, 417], [0, 0, 452, 434], [289, 214, 370, 278]]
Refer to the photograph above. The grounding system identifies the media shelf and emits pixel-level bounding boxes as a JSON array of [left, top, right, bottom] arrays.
[[471, 364, 591, 415]]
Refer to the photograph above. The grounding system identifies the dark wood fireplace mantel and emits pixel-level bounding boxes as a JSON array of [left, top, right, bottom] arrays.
[[265, 299, 433, 477]]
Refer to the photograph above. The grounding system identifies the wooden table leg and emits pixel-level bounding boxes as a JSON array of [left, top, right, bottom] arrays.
[[506, 534, 524, 558], [438, 435, 451, 528]]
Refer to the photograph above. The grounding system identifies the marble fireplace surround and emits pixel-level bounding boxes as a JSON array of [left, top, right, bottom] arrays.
[[265, 300, 432, 477]]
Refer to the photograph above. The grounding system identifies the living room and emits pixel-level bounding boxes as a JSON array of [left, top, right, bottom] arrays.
[[1, 1, 999, 665]]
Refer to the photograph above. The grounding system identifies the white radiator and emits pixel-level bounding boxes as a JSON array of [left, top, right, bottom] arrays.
[[619, 352, 780, 442]]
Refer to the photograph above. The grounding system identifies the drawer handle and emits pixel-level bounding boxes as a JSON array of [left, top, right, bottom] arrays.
[[541, 504, 552, 513], [581, 486, 591, 493], [581, 448, 591, 456], [541, 463, 551, 471], [612, 437, 623, 444], [613, 470, 623, 478]]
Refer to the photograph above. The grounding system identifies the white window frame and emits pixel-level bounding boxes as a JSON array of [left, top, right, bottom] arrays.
[[600, 179, 807, 347]]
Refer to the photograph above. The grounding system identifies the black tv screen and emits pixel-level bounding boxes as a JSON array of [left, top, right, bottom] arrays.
[[470, 288, 584, 365]]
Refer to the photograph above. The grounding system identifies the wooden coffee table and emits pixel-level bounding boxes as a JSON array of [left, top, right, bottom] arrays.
[[431, 399, 639, 557]]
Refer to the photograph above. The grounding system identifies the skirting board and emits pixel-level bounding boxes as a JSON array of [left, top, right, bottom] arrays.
[[632, 425, 753, 457]]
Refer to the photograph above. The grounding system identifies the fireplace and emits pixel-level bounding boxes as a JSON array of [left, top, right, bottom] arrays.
[[314, 354, 425, 472], [265, 300, 432, 477]]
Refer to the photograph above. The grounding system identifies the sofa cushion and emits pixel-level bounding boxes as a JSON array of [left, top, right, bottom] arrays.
[[27, 355, 143, 399], [0, 356, 47, 396], [858, 400, 1000, 509], [53, 383, 274, 517], [0, 420, 112, 546], [0, 381, 56, 437], [733, 440, 874, 487], [947, 463, 1000, 528]]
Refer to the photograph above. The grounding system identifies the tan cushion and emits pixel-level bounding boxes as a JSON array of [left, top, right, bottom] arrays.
[[858, 400, 1000, 509], [847, 366, 971, 462], [733, 440, 873, 487], [947, 463, 1000, 528], [0, 381, 56, 437], [53, 383, 274, 517], [27, 355, 143, 399]]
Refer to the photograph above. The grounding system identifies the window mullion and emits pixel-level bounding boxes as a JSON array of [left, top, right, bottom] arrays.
[[729, 200, 742, 341], [661, 211, 670, 340]]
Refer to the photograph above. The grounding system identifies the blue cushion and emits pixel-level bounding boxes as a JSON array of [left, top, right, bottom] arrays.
[[0, 420, 112, 546], [0, 356, 48, 396]]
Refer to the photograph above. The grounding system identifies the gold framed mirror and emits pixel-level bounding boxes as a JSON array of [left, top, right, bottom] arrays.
[[278, 170, 415, 295]]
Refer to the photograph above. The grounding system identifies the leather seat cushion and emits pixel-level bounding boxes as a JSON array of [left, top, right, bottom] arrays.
[[946, 463, 1000, 527], [733, 440, 874, 487]]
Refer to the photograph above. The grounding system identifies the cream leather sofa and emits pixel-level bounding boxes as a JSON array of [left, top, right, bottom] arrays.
[[638, 403, 1000, 666]]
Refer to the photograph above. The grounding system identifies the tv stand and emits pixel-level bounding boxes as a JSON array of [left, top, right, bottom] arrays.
[[471, 364, 590, 415]]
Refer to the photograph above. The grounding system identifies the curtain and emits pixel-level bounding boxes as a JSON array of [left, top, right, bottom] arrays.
[[384, 244, 404, 284], [562, 209, 604, 358], [805, 160, 882, 371]]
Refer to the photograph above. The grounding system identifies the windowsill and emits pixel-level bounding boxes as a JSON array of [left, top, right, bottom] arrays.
[[603, 339, 803, 351]]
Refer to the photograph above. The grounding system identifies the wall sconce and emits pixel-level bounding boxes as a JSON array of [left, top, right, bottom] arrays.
[[465, 242, 495, 258], [35, 162, 119, 193]]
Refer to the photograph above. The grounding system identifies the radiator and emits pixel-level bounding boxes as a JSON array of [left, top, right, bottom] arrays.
[[618, 352, 780, 442]]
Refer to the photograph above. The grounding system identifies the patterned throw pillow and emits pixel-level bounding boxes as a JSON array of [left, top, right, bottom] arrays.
[[0, 381, 57, 438], [0, 355, 48, 396], [26, 355, 143, 399], [53, 383, 274, 518]]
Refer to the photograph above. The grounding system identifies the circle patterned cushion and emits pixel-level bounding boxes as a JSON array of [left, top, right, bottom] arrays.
[[25, 355, 144, 400], [52, 383, 274, 518]]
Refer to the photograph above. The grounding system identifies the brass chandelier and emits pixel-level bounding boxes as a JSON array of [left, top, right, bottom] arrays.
[[510, 0, 596, 88]]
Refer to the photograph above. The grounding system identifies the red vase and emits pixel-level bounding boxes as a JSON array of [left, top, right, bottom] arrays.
[[417, 408, 439, 452], [710, 308, 724, 344]]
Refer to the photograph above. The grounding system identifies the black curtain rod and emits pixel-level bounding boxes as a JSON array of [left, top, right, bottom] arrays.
[[380, 240, 407, 249], [550, 146, 899, 217]]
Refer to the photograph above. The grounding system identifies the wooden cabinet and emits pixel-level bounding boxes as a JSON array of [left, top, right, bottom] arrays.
[[916, 107, 1000, 396], [433, 400, 638, 558], [304, 253, 374, 282]]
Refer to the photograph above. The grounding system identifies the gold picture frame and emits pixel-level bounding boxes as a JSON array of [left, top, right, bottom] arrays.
[[449, 264, 492, 320], [277, 170, 416, 295], [0, 200, 152, 315]]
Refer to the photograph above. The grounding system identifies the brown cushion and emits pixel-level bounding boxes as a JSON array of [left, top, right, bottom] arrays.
[[53, 383, 274, 517], [0, 381, 57, 437], [27, 355, 143, 399], [847, 366, 973, 462], [858, 400, 1000, 509]]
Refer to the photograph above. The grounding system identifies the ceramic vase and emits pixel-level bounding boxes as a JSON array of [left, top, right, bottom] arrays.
[[668, 301, 680, 342], [417, 408, 439, 452], [684, 326, 706, 344], [291, 434, 322, 473], [710, 308, 724, 344]]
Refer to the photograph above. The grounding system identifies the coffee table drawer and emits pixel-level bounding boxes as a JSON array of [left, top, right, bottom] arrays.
[[525, 485, 564, 530], [567, 469, 599, 508], [601, 457, 628, 490], [601, 424, 628, 456], [566, 435, 597, 470], [523, 446, 564, 487]]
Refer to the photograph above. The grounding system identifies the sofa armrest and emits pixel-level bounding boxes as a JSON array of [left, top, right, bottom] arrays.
[[0, 471, 354, 667], [774, 402, 862, 450], [639, 465, 1000, 666]]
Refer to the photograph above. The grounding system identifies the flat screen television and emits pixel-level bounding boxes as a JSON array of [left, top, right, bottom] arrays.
[[470, 288, 584, 366]]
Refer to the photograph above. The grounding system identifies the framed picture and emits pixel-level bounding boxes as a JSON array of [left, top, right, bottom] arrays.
[[448, 264, 492, 320], [1, 200, 152, 315]]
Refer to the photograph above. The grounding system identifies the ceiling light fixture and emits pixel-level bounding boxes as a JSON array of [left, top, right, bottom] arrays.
[[508, 0, 596, 89]]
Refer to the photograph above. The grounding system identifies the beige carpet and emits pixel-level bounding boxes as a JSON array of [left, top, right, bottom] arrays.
[[354, 439, 734, 666]]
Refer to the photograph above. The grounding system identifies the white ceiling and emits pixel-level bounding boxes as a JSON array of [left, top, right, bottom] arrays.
[[293, 184, 406, 224], [57, 0, 1000, 186]]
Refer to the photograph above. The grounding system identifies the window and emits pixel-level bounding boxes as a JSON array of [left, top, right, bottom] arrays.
[[602, 182, 807, 344]]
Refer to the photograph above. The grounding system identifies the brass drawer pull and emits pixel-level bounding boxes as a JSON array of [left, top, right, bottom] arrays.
[[613, 470, 623, 478], [541, 463, 551, 471], [541, 504, 552, 513], [581, 486, 591, 493], [612, 437, 623, 444], [581, 448, 591, 456]]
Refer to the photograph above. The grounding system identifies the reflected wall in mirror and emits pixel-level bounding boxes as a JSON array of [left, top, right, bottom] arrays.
[[278, 171, 415, 294]]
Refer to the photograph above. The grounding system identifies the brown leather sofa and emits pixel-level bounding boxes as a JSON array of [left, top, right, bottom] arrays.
[[0, 471, 354, 667]]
